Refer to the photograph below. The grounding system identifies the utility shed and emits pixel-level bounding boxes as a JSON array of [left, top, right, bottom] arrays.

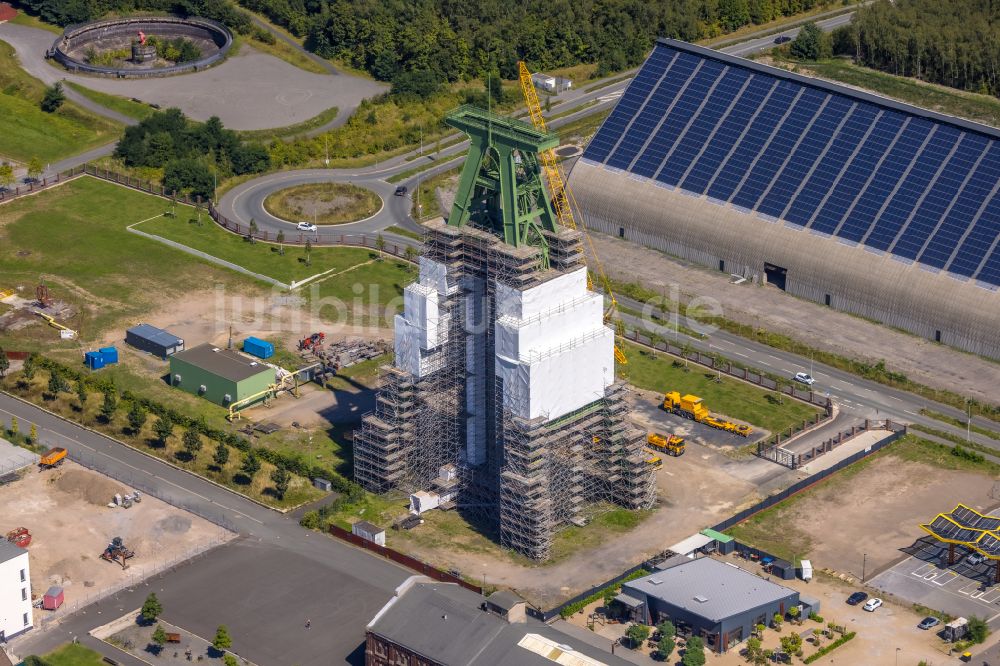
[[169, 343, 273, 406], [126, 324, 184, 358], [621, 558, 806, 653]]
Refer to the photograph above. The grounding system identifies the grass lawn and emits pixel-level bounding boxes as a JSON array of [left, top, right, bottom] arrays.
[[549, 505, 652, 562], [263, 182, 381, 225], [305, 258, 413, 327], [65, 82, 155, 121], [5, 368, 324, 509], [256, 427, 352, 478], [8, 11, 62, 34], [412, 167, 460, 220], [42, 643, 107, 666], [725, 435, 1000, 561], [552, 107, 611, 142], [0, 177, 254, 350], [0, 41, 122, 163], [619, 342, 821, 434], [772, 56, 1000, 128]]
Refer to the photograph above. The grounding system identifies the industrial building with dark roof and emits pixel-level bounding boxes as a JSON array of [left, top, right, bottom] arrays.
[[569, 38, 1000, 359], [169, 343, 275, 406], [366, 576, 635, 666], [618, 558, 812, 653]]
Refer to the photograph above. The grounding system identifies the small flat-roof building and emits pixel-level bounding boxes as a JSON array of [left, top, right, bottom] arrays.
[[351, 520, 386, 547], [169, 343, 274, 406], [620, 558, 812, 653], [367, 576, 635, 666], [125, 323, 184, 359]]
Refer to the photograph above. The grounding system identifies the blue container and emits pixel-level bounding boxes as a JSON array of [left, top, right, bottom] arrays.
[[99, 346, 118, 364], [84, 351, 105, 370], [243, 336, 274, 359]]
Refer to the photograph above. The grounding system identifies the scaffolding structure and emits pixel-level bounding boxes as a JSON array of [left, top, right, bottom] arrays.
[[353, 104, 655, 560]]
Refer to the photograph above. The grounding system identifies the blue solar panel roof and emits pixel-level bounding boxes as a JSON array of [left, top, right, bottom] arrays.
[[582, 39, 1000, 287]]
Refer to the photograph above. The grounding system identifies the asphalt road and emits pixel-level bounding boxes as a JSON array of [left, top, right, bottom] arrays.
[[720, 10, 860, 57], [0, 394, 409, 665]]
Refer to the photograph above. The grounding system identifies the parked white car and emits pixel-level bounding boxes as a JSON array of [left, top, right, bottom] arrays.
[[297, 221, 318, 232], [794, 372, 816, 385], [863, 598, 883, 612]]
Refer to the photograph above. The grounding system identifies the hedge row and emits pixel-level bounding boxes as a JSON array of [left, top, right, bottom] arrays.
[[27, 354, 365, 499], [558, 568, 650, 619], [803, 631, 856, 664]]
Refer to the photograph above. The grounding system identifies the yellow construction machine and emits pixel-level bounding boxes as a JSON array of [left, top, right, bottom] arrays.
[[647, 432, 685, 457], [643, 450, 663, 470], [662, 391, 752, 437]]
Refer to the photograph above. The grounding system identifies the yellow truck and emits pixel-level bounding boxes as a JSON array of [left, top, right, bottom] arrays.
[[662, 391, 753, 438], [643, 451, 663, 470], [39, 447, 67, 468], [647, 432, 686, 457]]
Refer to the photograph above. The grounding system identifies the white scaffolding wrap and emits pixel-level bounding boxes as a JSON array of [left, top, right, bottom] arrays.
[[393, 258, 453, 378], [494, 267, 614, 421]]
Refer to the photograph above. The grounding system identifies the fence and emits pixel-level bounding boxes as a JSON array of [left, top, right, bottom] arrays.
[[327, 524, 483, 595], [757, 419, 905, 469], [0, 165, 87, 204]]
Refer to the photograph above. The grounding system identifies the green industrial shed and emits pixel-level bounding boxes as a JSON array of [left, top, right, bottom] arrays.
[[169, 343, 274, 406]]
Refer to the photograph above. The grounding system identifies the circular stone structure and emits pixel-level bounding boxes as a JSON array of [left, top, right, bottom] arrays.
[[49, 16, 233, 78], [263, 183, 383, 226]]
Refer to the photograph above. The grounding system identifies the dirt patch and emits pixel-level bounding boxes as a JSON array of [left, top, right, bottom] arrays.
[[3, 462, 232, 608], [264, 182, 381, 225]]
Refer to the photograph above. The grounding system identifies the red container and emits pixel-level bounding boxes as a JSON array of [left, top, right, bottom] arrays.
[[42, 586, 63, 611]]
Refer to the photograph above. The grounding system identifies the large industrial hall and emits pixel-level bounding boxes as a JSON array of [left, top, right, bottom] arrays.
[[569, 39, 1000, 359]]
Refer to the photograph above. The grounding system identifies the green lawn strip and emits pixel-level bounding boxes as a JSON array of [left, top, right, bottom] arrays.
[[255, 428, 351, 479], [305, 258, 413, 327], [388, 150, 468, 183], [322, 353, 392, 392], [65, 82, 155, 121], [582, 74, 633, 93], [551, 108, 611, 141], [726, 435, 1000, 560], [908, 424, 1000, 459], [237, 105, 340, 142], [41, 643, 107, 666], [618, 342, 821, 435], [8, 11, 62, 34], [0, 177, 254, 344], [0, 41, 122, 162], [386, 225, 423, 241], [6, 369, 323, 509], [920, 408, 1000, 441], [245, 32, 328, 75], [547, 99, 598, 122], [774, 56, 1000, 128], [135, 214, 374, 285], [412, 167, 460, 220]]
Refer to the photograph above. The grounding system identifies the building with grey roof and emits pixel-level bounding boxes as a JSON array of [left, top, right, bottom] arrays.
[[366, 576, 635, 666], [619, 557, 813, 653], [0, 539, 31, 641], [125, 323, 184, 358]]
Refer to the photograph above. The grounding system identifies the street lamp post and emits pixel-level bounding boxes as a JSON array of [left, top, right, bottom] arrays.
[[862, 553, 867, 583]]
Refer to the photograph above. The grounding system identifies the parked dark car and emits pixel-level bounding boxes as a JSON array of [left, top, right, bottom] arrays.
[[846, 591, 868, 606], [394, 185, 408, 196], [774, 35, 792, 44]]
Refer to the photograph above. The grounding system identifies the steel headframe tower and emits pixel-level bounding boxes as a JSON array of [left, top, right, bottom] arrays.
[[445, 104, 560, 268]]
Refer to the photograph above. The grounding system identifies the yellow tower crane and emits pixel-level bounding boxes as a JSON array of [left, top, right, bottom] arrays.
[[518, 62, 628, 365]]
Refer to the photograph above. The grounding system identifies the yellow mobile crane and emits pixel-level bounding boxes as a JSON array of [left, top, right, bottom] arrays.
[[518, 62, 628, 366]]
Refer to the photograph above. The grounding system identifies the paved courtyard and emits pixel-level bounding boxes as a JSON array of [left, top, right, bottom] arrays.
[[0, 22, 385, 130]]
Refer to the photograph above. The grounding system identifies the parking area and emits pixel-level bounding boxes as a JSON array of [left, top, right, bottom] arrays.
[[628, 388, 765, 450], [871, 536, 1000, 625]]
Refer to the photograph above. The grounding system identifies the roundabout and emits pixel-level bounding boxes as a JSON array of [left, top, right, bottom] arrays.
[[263, 182, 382, 226]]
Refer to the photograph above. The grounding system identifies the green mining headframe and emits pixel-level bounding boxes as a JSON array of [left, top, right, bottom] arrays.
[[445, 104, 560, 267]]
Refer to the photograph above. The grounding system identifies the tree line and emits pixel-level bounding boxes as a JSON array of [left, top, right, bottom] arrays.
[[114, 108, 269, 198], [15, 0, 252, 33], [237, 0, 846, 92], [831, 0, 1000, 96]]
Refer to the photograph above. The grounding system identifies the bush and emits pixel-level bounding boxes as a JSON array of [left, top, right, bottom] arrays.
[[803, 632, 856, 664], [625, 624, 650, 648], [952, 445, 986, 463], [558, 569, 650, 618], [968, 615, 989, 643], [808, 612, 824, 622], [40, 82, 65, 113]]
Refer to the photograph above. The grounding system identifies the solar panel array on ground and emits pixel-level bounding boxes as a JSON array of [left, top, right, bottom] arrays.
[[583, 40, 1000, 288]]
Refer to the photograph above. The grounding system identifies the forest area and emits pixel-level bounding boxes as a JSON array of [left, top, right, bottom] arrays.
[[835, 0, 1000, 96]]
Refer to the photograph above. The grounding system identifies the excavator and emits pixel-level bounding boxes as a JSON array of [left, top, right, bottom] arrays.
[[518, 62, 628, 366]]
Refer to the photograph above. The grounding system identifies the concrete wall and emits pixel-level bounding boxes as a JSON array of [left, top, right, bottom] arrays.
[[0, 550, 32, 641], [569, 160, 1000, 359]]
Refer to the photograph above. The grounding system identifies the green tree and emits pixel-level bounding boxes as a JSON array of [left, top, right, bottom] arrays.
[[240, 450, 261, 480], [152, 624, 168, 649], [657, 620, 675, 639], [681, 635, 705, 666], [140, 592, 163, 622], [271, 467, 291, 499], [29, 423, 37, 443], [183, 428, 203, 459], [656, 635, 675, 661], [76, 380, 88, 410], [790, 22, 831, 61], [779, 633, 802, 656], [625, 623, 650, 648], [304, 237, 312, 266], [276, 229, 285, 255], [100, 390, 118, 423], [968, 615, 989, 643], [213, 625, 233, 650], [0, 163, 13, 190], [9, 416, 17, 438], [22, 355, 35, 381], [745, 636, 765, 665], [248, 218, 258, 244], [404, 244, 417, 270], [223, 655, 238, 666], [152, 416, 173, 446], [0, 347, 9, 379], [46, 369, 66, 397], [773, 612, 783, 628], [127, 403, 147, 435], [375, 233, 386, 260], [40, 82, 65, 112], [27, 157, 43, 181], [602, 587, 616, 610], [213, 442, 230, 468]]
